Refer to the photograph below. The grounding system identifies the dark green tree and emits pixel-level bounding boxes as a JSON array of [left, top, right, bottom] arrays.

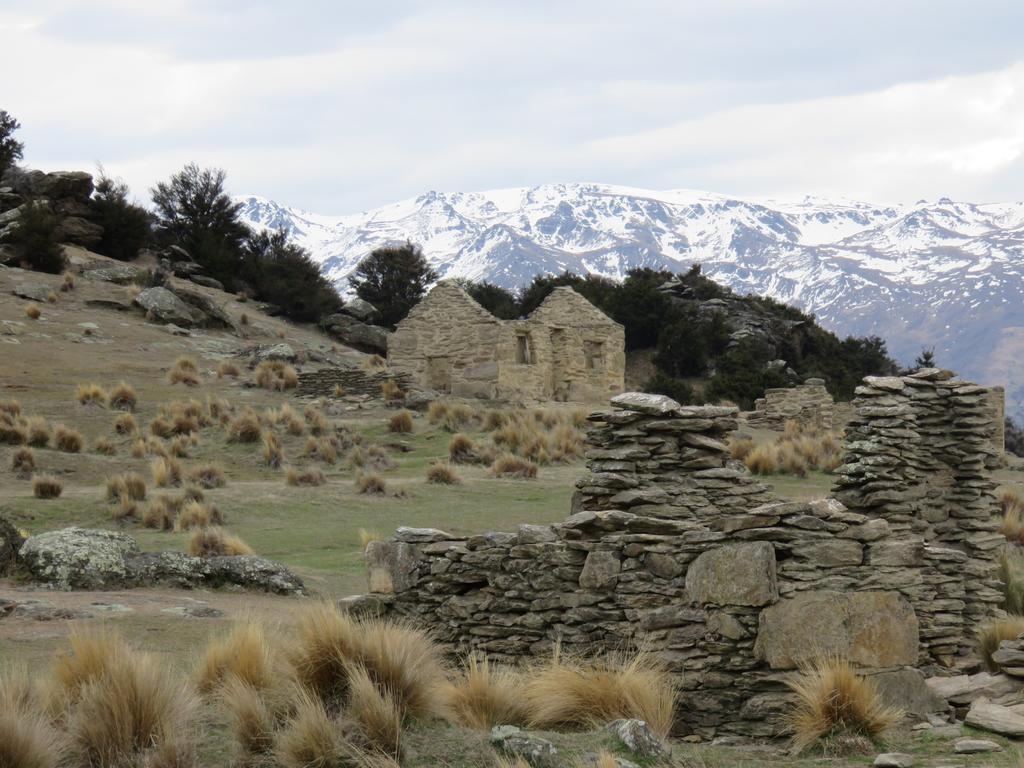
[[9, 200, 65, 273], [457, 279, 519, 319], [516, 271, 618, 317], [348, 241, 438, 327], [244, 229, 341, 322], [91, 171, 153, 261], [644, 371, 694, 405], [915, 347, 936, 369], [607, 268, 673, 349], [0, 110, 23, 179], [150, 164, 248, 287]]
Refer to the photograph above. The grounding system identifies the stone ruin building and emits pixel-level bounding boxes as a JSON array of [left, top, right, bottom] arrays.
[[746, 377, 837, 431], [388, 281, 625, 403], [362, 368, 1005, 737]]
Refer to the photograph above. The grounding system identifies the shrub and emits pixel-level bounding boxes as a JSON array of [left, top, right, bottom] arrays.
[[25, 303, 41, 319], [978, 616, 1024, 672], [142, 497, 175, 531], [93, 437, 117, 455], [108, 381, 137, 412], [285, 466, 327, 487], [32, 474, 63, 499], [243, 228, 342, 322], [644, 371, 694, 405], [262, 432, 284, 468], [91, 171, 153, 261], [227, 410, 262, 443], [441, 654, 529, 730], [254, 360, 298, 391], [150, 456, 182, 487], [188, 463, 226, 489], [745, 443, 778, 475], [113, 412, 137, 436], [380, 380, 403, 402], [216, 360, 240, 379], [784, 657, 902, 754], [0, 419, 27, 445], [426, 463, 461, 485], [356, 472, 387, 495], [349, 241, 438, 327], [24, 416, 50, 447], [359, 528, 382, 550], [490, 455, 538, 479], [12, 200, 66, 274], [168, 357, 200, 386], [388, 410, 413, 434], [11, 446, 34, 478], [448, 433, 480, 464], [106, 473, 147, 502], [524, 649, 677, 739], [188, 527, 254, 557], [53, 424, 83, 453], [175, 501, 223, 531], [196, 621, 276, 694]]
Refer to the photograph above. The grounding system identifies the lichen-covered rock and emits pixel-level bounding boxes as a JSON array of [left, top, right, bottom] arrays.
[[125, 551, 210, 589], [605, 719, 665, 758], [686, 542, 777, 606], [489, 726, 558, 768], [365, 541, 420, 594], [19, 527, 138, 590], [133, 287, 203, 326], [82, 264, 141, 284], [205, 555, 305, 595]]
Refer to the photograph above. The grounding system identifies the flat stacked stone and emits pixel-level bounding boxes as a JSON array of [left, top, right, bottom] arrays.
[[746, 378, 836, 430], [296, 367, 412, 397]]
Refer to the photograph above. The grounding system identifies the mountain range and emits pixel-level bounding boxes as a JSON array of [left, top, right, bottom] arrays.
[[235, 183, 1024, 421]]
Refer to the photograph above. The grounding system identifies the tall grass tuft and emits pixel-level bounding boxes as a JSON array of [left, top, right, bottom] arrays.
[[188, 527, 254, 557], [108, 381, 137, 412], [978, 615, 1024, 672], [387, 410, 413, 434], [196, 621, 277, 694], [53, 424, 83, 453], [76, 383, 109, 408], [440, 654, 529, 730], [32, 475, 63, 499]]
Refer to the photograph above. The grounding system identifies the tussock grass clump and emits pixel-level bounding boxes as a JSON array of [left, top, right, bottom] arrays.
[[76, 382, 108, 408], [448, 433, 482, 464], [729, 436, 756, 461], [490, 454, 539, 479], [1000, 489, 1024, 543], [304, 405, 328, 436], [0, 667, 62, 768], [524, 648, 677, 739], [363, 354, 386, 371], [188, 527, 254, 557], [113, 412, 137, 436], [169, 434, 190, 458], [744, 423, 844, 477], [53, 424, 83, 453], [287, 603, 362, 709], [440, 654, 529, 730], [286, 466, 327, 487], [168, 357, 201, 387], [784, 657, 902, 754], [108, 381, 137, 412], [196, 621, 277, 694], [254, 360, 299, 391], [227, 410, 263, 443], [978, 616, 1024, 672], [25, 303, 41, 319], [0, 418, 27, 446], [93, 437, 117, 455], [387, 409, 413, 434], [216, 360, 240, 379], [380, 379, 403, 402], [175, 501, 224, 531], [61, 269, 75, 291], [347, 664, 403, 757], [356, 472, 387, 495], [359, 528, 382, 550], [150, 456, 183, 488], [426, 462, 461, 485], [262, 432, 284, 468], [11, 446, 35, 478], [333, 384, 345, 397], [745, 443, 778, 475], [149, 416, 174, 439], [111, 493, 139, 522], [25, 416, 50, 447], [999, 548, 1024, 614], [275, 692, 352, 768], [188, 462, 226, 489], [142, 497, 175, 531], [32, 474, 63, 499], [0, 399, 20, 418], [106, 473, 147, 502], [304, 436, 339, 465], [220, 677, 276, 761], [271, 403, 306, 436]]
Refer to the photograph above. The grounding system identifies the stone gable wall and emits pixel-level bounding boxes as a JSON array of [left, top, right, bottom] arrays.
[[389, 283, 624, 402], [745, 378, 837, 431], [364, 382, 1002, 736]]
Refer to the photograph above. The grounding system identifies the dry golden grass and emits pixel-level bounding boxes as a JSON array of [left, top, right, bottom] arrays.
[[490, 454, 539, 479], [11, 446, 35, 478], [188, 527, 255, 557], [108, 381, 137, 412], [745, 424, 845, 477], [305, 405, 329, 436], [169, 434, 191, 458], [216, 360, 241, 379], [0, 668, 62, 768], [285, 466, 327, 487], [978, 616, 1024, 672], [448, 433, 481, 464], [111, 493, 139, 522], [524, 648, 677, 739], [113, 412, 137, 436], [333, 384, 345, 397], [347, 664, 402, 757], [355, 620, 447, 719], [53, 424, 83, 453], [254, 360, 299, 391], [32, 474, 63, 499], [440, 654, 529, 730], [142, 497, 175, 531], [0, 399, 20, 418], [93, 436, 117, 456], [358, 528, 383, 550], [175, 501, 224, 531], [187, 462, 227, 489], [150, 456, 182, 488], [745, 443, 778, 475], [25, 416, 50, 447], [272, 403, 306, 436], [168, 357, 201, 387], [275, 692, 351, 768], [426, 462, 461, 485], [25, 303, 41, 319], [1000, 489, 1024, 543], [0, 418, 27, 446], [304, 436, 338, 465], [76, 382, 109, 408], [220, 677, 276, 760], [106, 472, 147, 502], [356, 472, 387, 495], [60, 269, 75, 291], [287, 603, 363, 709], [227, 410, 263, 443], [196, 621, 277, 694], [387, 409, 414, 434], [380, 379, 403, 402], [729, 436, 756, 461], [262, 431, 285, 468], [363, 354, 386, 370], [148, 416, 174, 439], [784, 657, 901, 754]]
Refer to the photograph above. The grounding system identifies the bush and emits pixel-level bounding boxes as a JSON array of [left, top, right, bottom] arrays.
[[489, 454, 538, 479], [426, 463, 461, 485], [388, 410, 413, 434], [356, 472, 387, 495], [175, 501, 223, 531], [348, 241, 438, 328], [244, 229, 341, 322], [644, 371, 694, 405], [254, 360, 298, 391], [108, 381, 137, 412], [784, 657, 901, 754], [10, 200, 66, 274], [90, 171, 153, 261], [32, 474, 63, 499], [0, 109, 24, 179], [188, 527, 254, 557], [188, 463, 227, 489], [76, 382, 108, 407], [25, 417, 50, 447], [25, 303, 41, 319], [285, 466, 326, 487], [53, 424, 83, 453]]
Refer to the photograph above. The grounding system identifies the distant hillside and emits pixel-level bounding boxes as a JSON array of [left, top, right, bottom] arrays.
[[236, 184, 1024, 420]]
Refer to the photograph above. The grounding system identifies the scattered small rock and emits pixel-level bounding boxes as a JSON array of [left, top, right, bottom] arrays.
[[161, 605, 225, 619], [605, 719, 665, 758], [953, 738, 1001, 754], [489, 725, 558, 768], [873, 754, 914, 768]]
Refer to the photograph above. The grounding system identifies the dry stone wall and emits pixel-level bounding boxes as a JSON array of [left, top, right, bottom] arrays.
[[365, 380, 1001, 737], [746, 378, 837, 430], [297, 368, 412, 398]]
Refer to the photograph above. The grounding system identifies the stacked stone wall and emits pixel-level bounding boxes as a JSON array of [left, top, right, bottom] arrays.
[[746, 378, 837, 430], [297, 368, 412, 398], [366, 380, 1001, 736]]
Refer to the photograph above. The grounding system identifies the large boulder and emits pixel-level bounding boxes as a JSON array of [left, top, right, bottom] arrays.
[[0, 514, 24, 574], [171, 284, 236, 330], [686, 541, 777, 606], [205, 555, 306, 595], [82, 264, 141, 285], [56, 216, 103, 247], [19, 528, 139, 590], [328, 320, 389, 354], [754, 590, 918, 669], [340, 298, 380, 323], [134, 287, 204, 326], [189, 275, 224, 291], [8, 170, 94, 200]]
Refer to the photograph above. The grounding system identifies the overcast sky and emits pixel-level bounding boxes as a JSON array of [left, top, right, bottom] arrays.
[[3, 0, 1023, 212]]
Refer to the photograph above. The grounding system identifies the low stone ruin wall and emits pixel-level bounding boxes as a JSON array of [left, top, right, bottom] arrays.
[[745, 378, 837, 430], [364, 381, 1003, 737], [297, 367, 412, 398]]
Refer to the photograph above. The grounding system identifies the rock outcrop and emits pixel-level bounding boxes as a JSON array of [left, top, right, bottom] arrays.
[[0, 170, 103, 257]]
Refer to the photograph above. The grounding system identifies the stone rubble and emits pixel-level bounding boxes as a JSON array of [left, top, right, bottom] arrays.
[[745, 377, 837, 430]]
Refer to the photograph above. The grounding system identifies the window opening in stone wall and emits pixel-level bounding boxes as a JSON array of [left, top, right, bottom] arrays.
[[585, 340, 604, 370], [516, 333, 533, 364]]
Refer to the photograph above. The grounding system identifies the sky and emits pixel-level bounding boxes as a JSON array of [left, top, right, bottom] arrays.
[[3, 0, 1024, 213]]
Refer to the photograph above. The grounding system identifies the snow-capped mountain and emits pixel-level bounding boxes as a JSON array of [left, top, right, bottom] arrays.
[[236, 183, 1024, 421]]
